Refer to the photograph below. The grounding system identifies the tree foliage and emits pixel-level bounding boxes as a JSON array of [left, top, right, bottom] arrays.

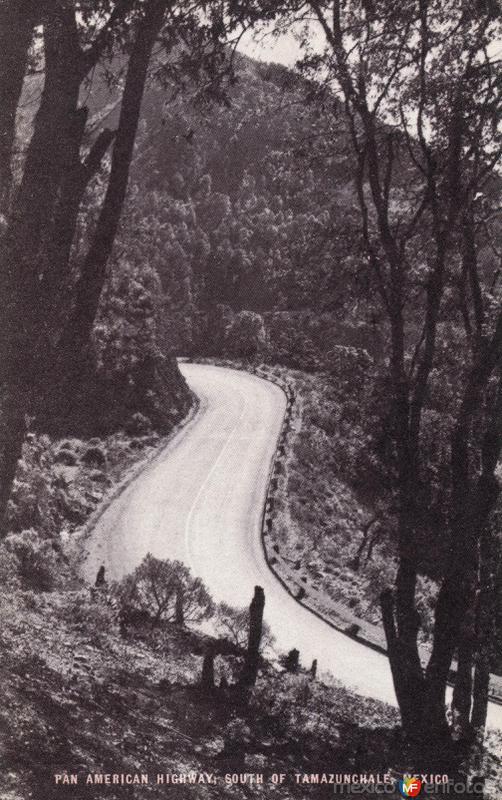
[[215, 601, 275, 654], [115, 554, 214, 627], [229, 0, 502, 756], [0, 0, 235, 526]]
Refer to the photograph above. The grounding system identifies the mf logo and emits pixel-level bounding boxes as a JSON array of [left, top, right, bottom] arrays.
[[398, 777, 423, 798]]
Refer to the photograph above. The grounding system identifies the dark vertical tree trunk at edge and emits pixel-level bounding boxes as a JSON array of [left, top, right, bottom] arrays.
[[0, 385, 28, 531], [0, 0, 37, 217], [239, 586, 265, 688], [57, 0, 167, 377], [0, 1, 166, 531], [0, 3, 83, 532], [201, 645, 215, 694]]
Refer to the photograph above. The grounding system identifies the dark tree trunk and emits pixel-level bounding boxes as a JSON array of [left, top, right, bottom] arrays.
[[40, 122, 114, 312], [471, 523, 500, 731], [0, 0, 37, 529], [424, 571, 473, 739], [423, 369, 502, 743], [452, 638, 474, 735], [175, 588, 184, 626], [95, 566, 106, 587], [0, 384, 27, 530], [0, 0, 37, 217], [394, 546, 426, 716], [36, 124, 116, 424], [239, 586, 265, 688], [0, 4, 83, 380], [200, 645, 215, 694], [283, 648, 300, 673], [58, 0, 166, 374], [0, 5, 82, 532], [471, 657, 490, 733], [380, 588, 424, 736]]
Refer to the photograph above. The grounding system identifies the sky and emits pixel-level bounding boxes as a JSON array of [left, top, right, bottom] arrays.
[[236, 22, 325, 67], [238, 29, 303, 66], [237, 17, 502, 71]]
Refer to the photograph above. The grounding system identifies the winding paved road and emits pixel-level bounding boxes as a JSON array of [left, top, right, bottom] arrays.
[[82, 362, 502, 729]]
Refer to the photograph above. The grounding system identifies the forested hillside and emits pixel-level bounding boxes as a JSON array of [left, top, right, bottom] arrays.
[[12, 53, 372, 435], [85, 50, 501, 372], [80, 54, 377, 368]]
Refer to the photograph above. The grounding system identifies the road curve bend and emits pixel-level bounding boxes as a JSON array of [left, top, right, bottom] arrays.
[[82, 362, 502, 730]]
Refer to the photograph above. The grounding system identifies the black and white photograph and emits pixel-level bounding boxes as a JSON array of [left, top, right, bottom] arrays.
[[0, 1, 501, 798]]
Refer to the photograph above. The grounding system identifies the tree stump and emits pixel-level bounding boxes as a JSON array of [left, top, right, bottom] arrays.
[[239, 586, 265, 688]]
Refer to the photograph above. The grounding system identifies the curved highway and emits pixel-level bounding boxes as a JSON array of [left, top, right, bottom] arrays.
[[82, 362, 502, 729]]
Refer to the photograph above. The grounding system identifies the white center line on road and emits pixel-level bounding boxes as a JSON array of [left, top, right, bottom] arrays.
[[184, 386, 248, 574]]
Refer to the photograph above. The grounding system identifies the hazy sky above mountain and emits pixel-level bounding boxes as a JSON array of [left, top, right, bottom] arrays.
[[238, 32, 302, 66], [237, 23, 324, 67], [237, 19, 502, 69]]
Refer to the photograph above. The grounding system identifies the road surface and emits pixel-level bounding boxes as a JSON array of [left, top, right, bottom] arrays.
[[82, 362, 502, 729]]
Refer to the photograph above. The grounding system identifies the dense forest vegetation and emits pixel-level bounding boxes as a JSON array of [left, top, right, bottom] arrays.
[[61, 52, 372, 369], [114, 56, 377, 363]]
